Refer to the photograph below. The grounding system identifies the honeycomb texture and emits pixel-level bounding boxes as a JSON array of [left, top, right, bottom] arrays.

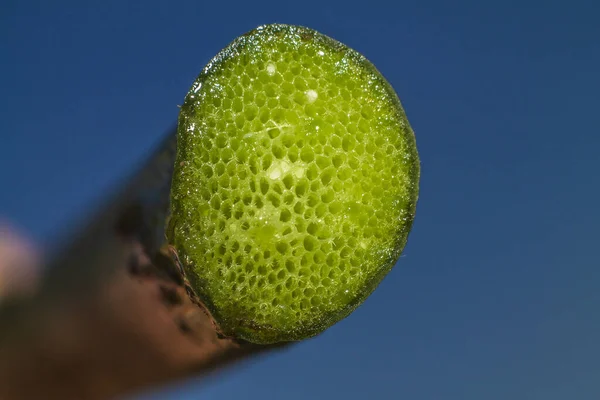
[[169, 24, 419, 344]]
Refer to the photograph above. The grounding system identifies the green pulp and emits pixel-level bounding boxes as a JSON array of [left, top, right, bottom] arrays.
[[169, 24, 420, 344]]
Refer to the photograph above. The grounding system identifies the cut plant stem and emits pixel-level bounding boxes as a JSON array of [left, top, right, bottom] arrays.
[[0, 127, 287, 400]]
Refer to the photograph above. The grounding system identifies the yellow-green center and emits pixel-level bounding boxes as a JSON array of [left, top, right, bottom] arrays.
[[168, 24, 419, 344]]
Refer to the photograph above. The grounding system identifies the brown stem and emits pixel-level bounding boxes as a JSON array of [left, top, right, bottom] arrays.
[[0, 128, 287, 400]]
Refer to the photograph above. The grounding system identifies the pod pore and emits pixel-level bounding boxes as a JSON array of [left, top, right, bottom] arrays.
[[169, 24, 420, 344]]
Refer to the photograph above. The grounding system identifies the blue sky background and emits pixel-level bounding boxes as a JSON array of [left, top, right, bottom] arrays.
[[2, 0, 599, 399]]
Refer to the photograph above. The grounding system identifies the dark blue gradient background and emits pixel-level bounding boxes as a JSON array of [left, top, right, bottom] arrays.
[[1, 1, 599, 399]]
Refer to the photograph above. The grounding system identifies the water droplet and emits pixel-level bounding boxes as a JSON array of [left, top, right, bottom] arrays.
[[305, 89, 318, 103]]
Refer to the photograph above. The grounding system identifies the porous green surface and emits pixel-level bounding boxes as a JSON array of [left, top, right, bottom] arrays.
[[168, 24, 419, 344]]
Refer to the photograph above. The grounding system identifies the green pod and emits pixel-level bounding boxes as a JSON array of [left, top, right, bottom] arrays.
[[169, 24, 419, 344]]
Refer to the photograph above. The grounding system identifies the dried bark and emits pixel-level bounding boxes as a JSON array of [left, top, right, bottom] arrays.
[[0, 129, 287, 400]]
